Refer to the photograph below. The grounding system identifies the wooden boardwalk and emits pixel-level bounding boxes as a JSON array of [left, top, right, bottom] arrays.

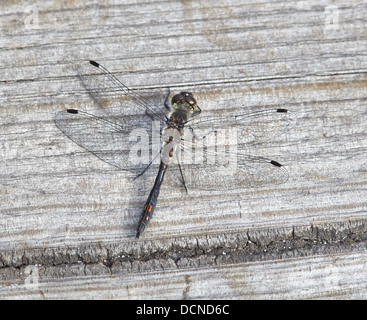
[[1, 0, 366, 299]]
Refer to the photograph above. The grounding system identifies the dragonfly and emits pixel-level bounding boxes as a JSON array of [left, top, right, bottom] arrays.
[[54, 60, 296, 239]]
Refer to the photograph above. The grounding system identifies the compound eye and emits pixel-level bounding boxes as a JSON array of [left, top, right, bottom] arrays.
[[181, 92, 196, 107], [171, 93, 184, 105], [171, 92, 196, 108]]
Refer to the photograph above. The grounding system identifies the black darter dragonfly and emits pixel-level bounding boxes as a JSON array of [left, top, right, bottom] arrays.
[[54, 60, 296, 239]]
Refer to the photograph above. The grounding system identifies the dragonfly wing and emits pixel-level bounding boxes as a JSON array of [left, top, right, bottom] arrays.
[[175, 108, 294, 190], [235, 108, 297, 144], [176, 153, 288, 191], [187, 108, 297, 144], [54, 108, 161, 175], [76, 60, 169, 122]]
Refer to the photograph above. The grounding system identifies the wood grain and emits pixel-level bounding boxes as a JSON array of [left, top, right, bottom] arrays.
[[1, 0, 367, 299]]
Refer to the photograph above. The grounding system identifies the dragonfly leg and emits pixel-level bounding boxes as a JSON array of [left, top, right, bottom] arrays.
[[164, 88, 171, 110], [132, 150, 161, 181], [174, 151, 188, 194], [189, 124, 219, 141], [177, 162, 188, 194], [191, 105, 202, 117]]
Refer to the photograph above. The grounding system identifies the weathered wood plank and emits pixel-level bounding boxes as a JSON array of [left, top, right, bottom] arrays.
[[3, 239, 367, 299], [1, 0, 367, 299]]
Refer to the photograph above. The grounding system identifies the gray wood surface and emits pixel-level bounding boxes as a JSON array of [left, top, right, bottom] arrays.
[[1, 0, 367, 299]]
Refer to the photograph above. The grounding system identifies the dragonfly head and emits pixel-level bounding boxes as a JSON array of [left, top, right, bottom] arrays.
[[172, 92, 197, 112]]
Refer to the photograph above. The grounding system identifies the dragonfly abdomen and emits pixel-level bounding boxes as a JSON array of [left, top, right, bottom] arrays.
[[136, 161, 168, 238]]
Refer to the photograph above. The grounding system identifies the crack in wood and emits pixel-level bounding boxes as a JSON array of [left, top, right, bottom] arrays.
[[1, 219, 367, 280]]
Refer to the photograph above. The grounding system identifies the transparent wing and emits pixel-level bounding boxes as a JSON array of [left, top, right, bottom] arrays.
[[169, 145, 288, 191], [166, 107, 295, 191], [54, 108, 163, 176], [76, 60, 169, 122], [188, 108, 297, 145], [54, 60, 173, 175], [182, 155, 288, 191], [235, 108, 297, 144]]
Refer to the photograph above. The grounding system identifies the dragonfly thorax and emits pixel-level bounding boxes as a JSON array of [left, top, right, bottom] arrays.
[[166, 108, 190, 131]]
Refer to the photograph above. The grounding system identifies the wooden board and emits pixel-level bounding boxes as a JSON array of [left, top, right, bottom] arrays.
[[1, 0, 367, 299]]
